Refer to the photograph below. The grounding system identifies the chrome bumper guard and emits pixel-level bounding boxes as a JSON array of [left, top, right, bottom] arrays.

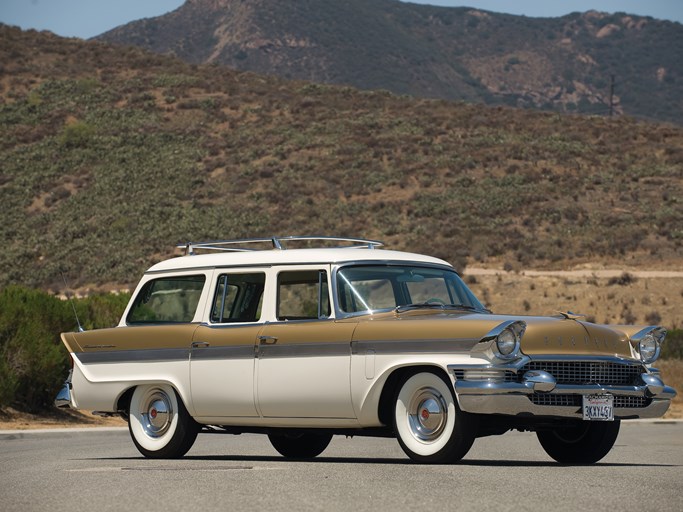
[[54, 370, 73, 409], [449, 358, 677, 420]]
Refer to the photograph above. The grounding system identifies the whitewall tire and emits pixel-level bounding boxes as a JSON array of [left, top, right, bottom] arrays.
[[394, 371, 477, 463], [128, 384, 198, 459]]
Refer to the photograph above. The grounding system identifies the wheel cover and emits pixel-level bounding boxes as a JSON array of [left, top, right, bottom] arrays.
[[407, 386, 448, 442], [140, 389, 173, 438]]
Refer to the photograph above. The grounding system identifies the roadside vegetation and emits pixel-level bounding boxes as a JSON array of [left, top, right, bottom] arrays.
[[0, 287, 128, 412]]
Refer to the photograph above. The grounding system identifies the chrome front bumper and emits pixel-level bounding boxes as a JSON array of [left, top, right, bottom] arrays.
[[449, 359, 677, 420]]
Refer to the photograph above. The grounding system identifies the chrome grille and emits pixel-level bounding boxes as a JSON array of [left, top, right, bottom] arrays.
[[529, 394, 651, 408], [530, 394, 580, 407], [614, 396, 651, 408], [520, 361, 644, 386]]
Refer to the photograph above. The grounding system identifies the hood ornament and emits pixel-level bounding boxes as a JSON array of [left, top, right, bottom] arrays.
[[556, 311, 585, 321]]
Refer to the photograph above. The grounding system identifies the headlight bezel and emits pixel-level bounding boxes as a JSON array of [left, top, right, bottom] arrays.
[[496, 328, 519, 358], [478, 320, 527, 361], [632, 326, 666, 364]]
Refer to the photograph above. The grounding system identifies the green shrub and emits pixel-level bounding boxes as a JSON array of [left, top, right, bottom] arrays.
[[59, 120, 94, 148], [661, 329, 683, 360], [0, 287, 73, 411], [0, 287, 128, 411]]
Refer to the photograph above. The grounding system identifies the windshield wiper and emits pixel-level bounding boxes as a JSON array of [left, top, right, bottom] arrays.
[[394, 303, 480, 313]]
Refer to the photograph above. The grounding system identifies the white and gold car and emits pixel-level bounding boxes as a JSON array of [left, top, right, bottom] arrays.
[[56, 236, 676, 463]]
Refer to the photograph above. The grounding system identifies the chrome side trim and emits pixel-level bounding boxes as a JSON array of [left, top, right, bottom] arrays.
[[190, 345, 254, 360], [352, 338, 479, 355], [258, 342, 351, 359], [76, 348, 190, 364]]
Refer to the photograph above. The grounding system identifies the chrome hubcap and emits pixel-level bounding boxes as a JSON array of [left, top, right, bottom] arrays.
[[408, 387, 447, 442], [140, 390, 173, 438]]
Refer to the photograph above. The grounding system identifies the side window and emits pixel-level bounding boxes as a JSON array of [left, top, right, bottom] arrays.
[[277, 270, 330, 321], [127, 275, 206, 324], [211, 273, 265, 323]]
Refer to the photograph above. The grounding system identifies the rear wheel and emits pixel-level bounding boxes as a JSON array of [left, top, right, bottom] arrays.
[[537, 420, 620, 464], [268, 432, 332, 459], [393, 371, 477, 463], [128, 384, 198, 459]]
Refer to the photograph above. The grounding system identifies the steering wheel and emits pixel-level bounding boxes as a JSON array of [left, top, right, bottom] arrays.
[[425, 297, 446, 305]]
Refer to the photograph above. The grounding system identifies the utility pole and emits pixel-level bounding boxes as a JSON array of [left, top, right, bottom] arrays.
[[608, 74, 615, 117]]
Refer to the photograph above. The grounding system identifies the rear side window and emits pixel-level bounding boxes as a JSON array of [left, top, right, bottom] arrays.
[[127, 275, 206, 324], [277, 270, 330, 321], [211, 273, 265, 323]]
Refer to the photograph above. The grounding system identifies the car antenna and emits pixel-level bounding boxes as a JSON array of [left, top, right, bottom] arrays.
[[61, 272, 84, 332]]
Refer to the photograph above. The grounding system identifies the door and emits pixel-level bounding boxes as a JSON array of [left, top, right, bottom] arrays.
[[256, 268, 356, 419], [189, 271, 266, 418]]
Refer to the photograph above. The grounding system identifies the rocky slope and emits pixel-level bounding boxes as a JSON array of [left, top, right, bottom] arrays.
[[96, 0, 683, 124]]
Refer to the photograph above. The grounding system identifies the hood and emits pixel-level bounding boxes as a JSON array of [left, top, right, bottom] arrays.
[[349, 310, 634, 358]]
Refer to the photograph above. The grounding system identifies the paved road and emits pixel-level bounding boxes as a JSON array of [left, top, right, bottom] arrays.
[[2, 422, 682, 512]]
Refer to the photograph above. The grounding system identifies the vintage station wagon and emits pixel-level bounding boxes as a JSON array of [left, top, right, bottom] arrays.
[[56, 236, 676, 464]]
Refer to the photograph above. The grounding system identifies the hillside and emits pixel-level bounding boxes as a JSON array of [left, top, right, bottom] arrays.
[[95, 0, 683, 125], [1, 24, 682, 293]]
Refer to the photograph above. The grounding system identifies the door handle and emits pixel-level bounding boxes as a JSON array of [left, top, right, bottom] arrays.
[[258, 335, 278, 345], [191, 341, 210, 349]]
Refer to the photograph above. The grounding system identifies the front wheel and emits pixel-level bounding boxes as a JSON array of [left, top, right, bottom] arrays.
[[128, 384, 199, 459], [268, 432, 333, 459], [537, 420, 620, 464], [393, 371, 477, 463]]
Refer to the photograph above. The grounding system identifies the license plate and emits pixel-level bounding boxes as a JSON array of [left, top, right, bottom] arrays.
[[582, 394, 614, 421]]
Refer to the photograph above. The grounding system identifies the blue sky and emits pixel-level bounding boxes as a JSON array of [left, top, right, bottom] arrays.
[[0, 0, 681, 39]]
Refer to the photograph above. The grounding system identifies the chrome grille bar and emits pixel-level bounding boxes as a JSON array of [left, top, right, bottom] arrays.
[[520, 361, 644, 386]]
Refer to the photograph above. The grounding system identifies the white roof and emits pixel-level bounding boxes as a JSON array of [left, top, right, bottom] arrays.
[[146, 248, 452, 273]]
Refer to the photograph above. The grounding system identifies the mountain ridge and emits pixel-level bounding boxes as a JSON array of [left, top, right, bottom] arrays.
[[95, 0, 683, 124]]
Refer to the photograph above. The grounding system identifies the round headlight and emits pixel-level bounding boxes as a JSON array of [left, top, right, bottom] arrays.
[[496, 328, 518, 357], [638, 334, 660, 364]]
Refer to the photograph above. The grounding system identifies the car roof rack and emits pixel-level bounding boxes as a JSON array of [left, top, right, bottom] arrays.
[[177, 236, 384, 255]]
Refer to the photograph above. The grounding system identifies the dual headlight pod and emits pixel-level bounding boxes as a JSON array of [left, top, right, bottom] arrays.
[[481, 320, 527, 360], [632, 326, 666, 364]]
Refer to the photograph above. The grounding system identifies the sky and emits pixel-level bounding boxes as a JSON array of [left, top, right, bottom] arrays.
[[0, 0, 681, 40]]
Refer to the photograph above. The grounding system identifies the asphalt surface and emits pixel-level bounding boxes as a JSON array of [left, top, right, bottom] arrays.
[[1, 422, 682, 512]]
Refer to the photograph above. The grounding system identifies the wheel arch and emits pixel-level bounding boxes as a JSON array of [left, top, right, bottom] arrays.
[[376, 364, 454, 428], [115, 380, 193, 417]]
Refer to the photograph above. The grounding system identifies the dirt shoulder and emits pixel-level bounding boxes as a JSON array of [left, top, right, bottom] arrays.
[[0, 407, 126, 430]]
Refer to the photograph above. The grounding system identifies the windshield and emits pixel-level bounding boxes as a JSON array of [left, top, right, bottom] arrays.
[[337, 265, 486, 314]]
